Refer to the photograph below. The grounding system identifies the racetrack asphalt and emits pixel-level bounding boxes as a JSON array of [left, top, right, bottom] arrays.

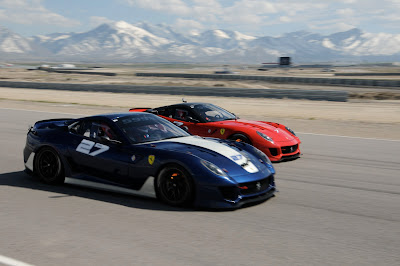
[[0, 107, 399, 266]]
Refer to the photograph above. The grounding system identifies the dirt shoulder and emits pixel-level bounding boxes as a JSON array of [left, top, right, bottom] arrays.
[[2, 68, 400, 99], [1, 87, 399, 140]]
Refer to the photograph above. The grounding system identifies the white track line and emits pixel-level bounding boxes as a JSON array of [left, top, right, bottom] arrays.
[[297, 132, 400, 142], [1, 107, 399, 142], [0, 107, 83, 116], [0, 255, 35, 266]]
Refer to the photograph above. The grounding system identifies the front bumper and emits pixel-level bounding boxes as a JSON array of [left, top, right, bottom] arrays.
[[259, 143, 301, 162], [195, 175, 276, 209]]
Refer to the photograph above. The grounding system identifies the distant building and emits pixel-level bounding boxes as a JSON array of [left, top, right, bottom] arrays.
[[279, 57, 291, 66], [54, 64, 76, 69], [258, 56, 292, 70]]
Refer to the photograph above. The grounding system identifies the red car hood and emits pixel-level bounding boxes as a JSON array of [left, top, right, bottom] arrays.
[[216, 119, 295, 142]]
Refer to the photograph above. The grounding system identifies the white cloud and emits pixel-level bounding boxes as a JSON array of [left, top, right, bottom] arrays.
[[336, 8, 355, 16], [119, 0, 400, 35], [279, 16, 292, 23], [173, 18, 204, 34], [89, 16, 115, 27], [0, 0, 80, 27], [124, 0, 191, 15]]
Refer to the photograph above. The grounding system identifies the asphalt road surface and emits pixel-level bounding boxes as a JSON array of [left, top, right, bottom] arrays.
[[0, 108, 399, 266]]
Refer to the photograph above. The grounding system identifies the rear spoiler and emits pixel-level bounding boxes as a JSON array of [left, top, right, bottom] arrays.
[[129, 108, 158, 114], [31, 118, 75, 132], [34, 118, 75, 124]]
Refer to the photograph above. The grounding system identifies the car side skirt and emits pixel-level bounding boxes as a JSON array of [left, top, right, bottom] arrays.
[[65, 176, 156, 198]]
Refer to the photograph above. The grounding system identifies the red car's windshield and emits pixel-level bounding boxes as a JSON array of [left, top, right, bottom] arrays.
[[193, 104, 236, 122]]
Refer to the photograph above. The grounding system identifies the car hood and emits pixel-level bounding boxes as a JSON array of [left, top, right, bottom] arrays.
[[145, 136, 262, 175], [215, 119, 294, 142]]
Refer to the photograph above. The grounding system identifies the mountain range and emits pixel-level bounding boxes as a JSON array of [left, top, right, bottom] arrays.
[[1, 21, 399, 64]]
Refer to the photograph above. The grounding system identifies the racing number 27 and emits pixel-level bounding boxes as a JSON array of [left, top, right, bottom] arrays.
[[76, 139, 109, 156]]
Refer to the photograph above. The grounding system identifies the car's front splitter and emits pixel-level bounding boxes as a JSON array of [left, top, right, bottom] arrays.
[[194, 184, 276, 209]]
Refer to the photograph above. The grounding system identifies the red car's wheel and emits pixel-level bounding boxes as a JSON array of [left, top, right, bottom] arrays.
[[229, 134, 251, 144]]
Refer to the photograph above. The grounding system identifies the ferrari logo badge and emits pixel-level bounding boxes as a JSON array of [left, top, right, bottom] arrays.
[[220, 128, 225, 135], [148, 155, 155, 165]]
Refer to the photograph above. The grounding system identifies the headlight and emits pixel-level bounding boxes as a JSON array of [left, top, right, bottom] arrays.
[[252, 147, 272, 164], [285, 126, 296, 136], [201, 160, 228, 177], [256, 131, 274, 144]]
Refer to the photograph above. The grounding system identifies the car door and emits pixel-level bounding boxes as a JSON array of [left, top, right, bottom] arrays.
[[68, 119, 132, 186]]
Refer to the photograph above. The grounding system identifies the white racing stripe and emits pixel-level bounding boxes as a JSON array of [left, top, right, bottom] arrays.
[[161, 136, 259, 173], [0, 255, 35, 266]]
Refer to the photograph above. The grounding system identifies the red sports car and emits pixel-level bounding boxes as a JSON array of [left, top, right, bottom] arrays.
[[130, 102, 301, 162]]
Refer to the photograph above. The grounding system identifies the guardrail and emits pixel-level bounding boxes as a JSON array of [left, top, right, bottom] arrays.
[[45, 69, 117, 76], [0, 81, 348, 102], [136, 72, 400, 88], [335, 73, 400, 76]]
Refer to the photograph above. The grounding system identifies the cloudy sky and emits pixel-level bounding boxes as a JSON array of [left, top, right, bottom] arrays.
[[0, 0, 398, 37]]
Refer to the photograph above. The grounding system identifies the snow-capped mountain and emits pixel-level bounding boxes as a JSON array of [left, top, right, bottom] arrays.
[[194, 29, 255, 49], [1, 21, 399, 63], [134, 22, 196, 45], [0, 26, 33, 54], [28, 21, 173, 60]]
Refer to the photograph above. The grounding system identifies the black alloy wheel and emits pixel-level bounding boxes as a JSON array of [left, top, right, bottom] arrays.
[[156, 166, 194, 207], [229, 134, 251, 144], [35, 147, 65, 184]]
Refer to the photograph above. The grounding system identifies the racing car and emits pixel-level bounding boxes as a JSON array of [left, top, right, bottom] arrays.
[[130, 102, 301, 162], [24, 112, 276, 209]]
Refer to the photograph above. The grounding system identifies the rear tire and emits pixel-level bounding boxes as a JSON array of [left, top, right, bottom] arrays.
[[34, 147, 65, 185], [229, 134, 251, 144], [155, 165, 194, 207]]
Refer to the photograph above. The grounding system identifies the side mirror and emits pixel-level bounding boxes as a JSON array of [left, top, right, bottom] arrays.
[[147, 109, 159, 115]]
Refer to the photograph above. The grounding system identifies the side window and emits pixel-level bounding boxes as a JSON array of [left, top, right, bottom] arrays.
[[95, 123, 117, 141], [173, 108, 189, 121], [82, 122, 92, 137], [69, 121, 83, 135], [156, 107, 170, 117], [69, 121, 90, 136], [71, 120, 117, 142]]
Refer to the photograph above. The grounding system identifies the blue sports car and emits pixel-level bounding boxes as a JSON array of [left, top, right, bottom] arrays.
[[24, 112, 276, 209]]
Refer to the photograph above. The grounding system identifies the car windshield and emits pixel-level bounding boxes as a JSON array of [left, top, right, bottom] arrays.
[[115, 114, 189, 144], [192, 103, 236, 122]]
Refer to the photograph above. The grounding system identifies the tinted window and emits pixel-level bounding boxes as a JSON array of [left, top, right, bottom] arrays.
[[155, 107, 172, 117], [115, 114, 189, 144], [70, 120, 117, 141], [192, 104, 236, 122]]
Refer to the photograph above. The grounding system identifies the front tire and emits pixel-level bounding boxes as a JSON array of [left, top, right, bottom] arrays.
[[34, 147, 65, 185], [229, 133, 251, 144], [155, 165, 194, 207]]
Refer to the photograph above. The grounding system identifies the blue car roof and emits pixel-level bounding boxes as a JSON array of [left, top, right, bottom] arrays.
[[85, 112, 154, 120]]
